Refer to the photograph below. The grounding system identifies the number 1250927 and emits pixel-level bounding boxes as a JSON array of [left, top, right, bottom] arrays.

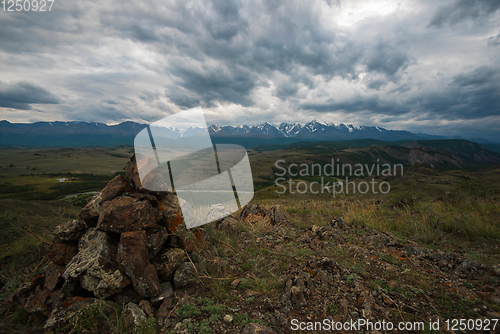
[[2, 0, 54, 12]]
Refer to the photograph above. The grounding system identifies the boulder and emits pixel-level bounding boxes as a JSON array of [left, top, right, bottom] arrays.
[[116, 231, 161, 297], [96, 195, 162, 234], [79, 175, 135, 227], [63, 229, 129, 299]]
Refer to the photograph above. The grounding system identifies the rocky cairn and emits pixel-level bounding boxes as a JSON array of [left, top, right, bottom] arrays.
[[9, 155, 217, 331]]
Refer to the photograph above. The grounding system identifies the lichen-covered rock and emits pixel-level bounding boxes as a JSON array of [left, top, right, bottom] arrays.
[[63, 229, 128, 298], [240, 203, 270, 224], [48, 241, 78, 265], [96, 195, 162, 234], [53, 219, 87, 242], [152, 248, 186, 281], [124, 302, 147, 328], [117, 231, 161, 297]]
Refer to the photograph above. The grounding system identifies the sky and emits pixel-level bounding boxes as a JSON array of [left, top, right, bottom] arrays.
[[0, 0, 499, 140]]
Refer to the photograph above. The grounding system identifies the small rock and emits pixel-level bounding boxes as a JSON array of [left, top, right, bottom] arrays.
[[173, 262, 199, 289], [240, 204, 270, 224], [147, 225, 169, 259], [156, 298, 172, 326], [266, 205, 291, 226], [152, 248, 186, 281], [223, 314, 233, 323], [151, 282, 174, 305], [139, 300, 154, 318], [339, 298, 348, 309], [284, 269, 310, 311], [242, 323, 276, 334], [231, 279, 242, 288], [388, 280, 398, 290], [124, 302, 147, 328]]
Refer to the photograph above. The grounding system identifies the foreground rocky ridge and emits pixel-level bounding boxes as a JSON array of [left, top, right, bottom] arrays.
[[8, 156, 500, 333]]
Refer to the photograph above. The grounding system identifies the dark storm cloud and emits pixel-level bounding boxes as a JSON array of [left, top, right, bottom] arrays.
[[300, 95, 411, 116], [410, 66, 500, 119], [301, 65, 500, 122], [429, 0, 500, 27], [0, 82, 59, 110], [166, 61, 259, 108], [363, 39, 414, 79]]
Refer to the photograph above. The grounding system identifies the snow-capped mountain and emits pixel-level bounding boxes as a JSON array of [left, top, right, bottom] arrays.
[[207, 120, 435, 141]]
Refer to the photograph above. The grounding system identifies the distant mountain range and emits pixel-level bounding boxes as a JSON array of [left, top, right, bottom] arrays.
[[208, 120, 446, 141], [0, 120, 498, 149]]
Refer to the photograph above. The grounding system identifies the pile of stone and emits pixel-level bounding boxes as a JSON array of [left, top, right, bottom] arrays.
[[10, 155, 210, 331]]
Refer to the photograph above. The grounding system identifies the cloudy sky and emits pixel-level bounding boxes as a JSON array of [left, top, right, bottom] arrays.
[[0, 0, 499, 140]]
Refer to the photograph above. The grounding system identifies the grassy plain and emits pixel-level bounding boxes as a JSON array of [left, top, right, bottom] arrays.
[[0, 144, 499, 333]]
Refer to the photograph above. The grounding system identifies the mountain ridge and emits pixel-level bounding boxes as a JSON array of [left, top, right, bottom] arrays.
[[0, 119, 497, 147]]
